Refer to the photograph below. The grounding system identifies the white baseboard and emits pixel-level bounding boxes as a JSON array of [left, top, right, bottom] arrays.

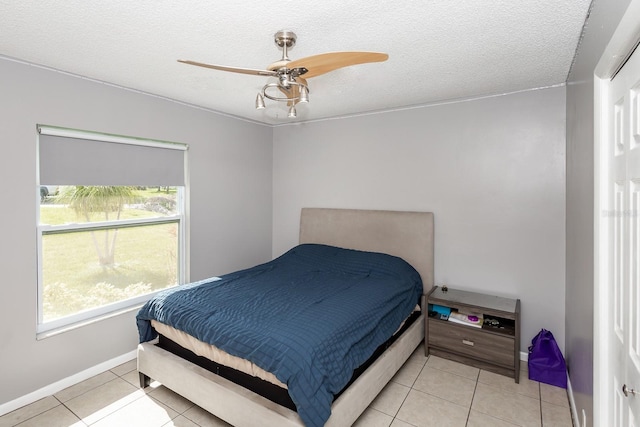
[[0, 350, 137, 417]]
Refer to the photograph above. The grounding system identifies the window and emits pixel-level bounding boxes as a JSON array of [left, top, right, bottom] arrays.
[[36, 125, 188, 334]]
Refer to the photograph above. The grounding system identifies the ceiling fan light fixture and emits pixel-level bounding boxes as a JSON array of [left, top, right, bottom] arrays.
[[288, 105, 297, 118], [299, 85, 309, 103], [255, 93, 265, 110]]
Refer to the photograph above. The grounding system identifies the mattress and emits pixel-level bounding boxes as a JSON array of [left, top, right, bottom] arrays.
[[137, 243, 422, 427], [151, 319, 287, 388]]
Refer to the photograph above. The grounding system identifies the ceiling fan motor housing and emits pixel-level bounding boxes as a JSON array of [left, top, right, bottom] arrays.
[[274, 30, 297, 49]]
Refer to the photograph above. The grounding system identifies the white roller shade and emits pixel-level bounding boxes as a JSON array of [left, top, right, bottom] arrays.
[[38, 125, 187, 186]]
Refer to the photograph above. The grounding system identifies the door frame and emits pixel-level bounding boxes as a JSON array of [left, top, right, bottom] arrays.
[[594, 1, 640, 425]]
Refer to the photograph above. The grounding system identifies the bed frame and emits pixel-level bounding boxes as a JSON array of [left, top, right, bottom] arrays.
[[137, 208, 434, 426]]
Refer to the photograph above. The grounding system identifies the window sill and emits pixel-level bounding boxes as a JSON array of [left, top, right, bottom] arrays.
[[36, 304, 143, 340]]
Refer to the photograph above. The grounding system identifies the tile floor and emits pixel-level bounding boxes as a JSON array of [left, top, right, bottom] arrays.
[[0, 346, 573, 427]]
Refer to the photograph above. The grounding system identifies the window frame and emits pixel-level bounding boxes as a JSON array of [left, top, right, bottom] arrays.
[[36, 126, 188, 335]]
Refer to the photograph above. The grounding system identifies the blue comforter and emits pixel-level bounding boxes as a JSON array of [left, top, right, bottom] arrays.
[[137, 243, 422, 427]]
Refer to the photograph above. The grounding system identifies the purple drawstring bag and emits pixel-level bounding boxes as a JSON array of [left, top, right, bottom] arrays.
[[528, 329, 567, 388]]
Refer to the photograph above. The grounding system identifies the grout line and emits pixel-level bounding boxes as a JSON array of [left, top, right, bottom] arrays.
[[390, 355, 426, 427], [393, 356, 428, 419], [391, 385, 412, 420], [465, 376, 480, 426], [539, 381, 544, 427], [5, 396, 66, 427], [59, 401, 85, 427], [54, 396, 87, 427]]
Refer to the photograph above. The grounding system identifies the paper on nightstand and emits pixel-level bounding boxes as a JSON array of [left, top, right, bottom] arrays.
[[448, 311, 483, 328]]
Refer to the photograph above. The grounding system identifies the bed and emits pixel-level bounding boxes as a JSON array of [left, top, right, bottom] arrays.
[[136, 208, 434, 426]]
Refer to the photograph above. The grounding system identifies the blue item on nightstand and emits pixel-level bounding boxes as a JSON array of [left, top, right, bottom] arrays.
[[431, 304, 452, 316]]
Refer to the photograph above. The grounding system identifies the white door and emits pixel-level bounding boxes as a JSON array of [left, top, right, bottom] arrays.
[[604, 43, 640, 426]]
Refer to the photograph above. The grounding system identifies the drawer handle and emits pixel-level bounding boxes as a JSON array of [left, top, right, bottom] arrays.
[[462, 339, 475, 346]]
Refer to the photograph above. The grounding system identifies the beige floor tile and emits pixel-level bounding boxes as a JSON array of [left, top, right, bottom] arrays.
[[353, 408, 394, 427], [396, 389, 469, 427], [412, 366, 476, 407], [541, 401, 573, 426], [406, 343, 429, 366], [54, 371, 118, 403], [391, 360, 425, 387], [467, 410, 520, 427], [425, 355, 479, 381], [110, 359, 137, 377], [390, 419, 417, 427], [540, 383, 569, 408], [120, 370, 163, 393], [12, 404, 85, 427], [91, 395, 177, 427], [182, 405, 232, 427], [471, 382, 541, 427], [120, 369, 145, 388], [0, 396, 60, 427], [163, 415, 201, 427], [478, 369, 540, 399], [64, 378, 144, 425], [370, 381, 411, 417], [149, 385, 195, 414]]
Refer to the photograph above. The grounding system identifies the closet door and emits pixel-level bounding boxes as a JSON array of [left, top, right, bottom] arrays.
[[605, 43, 640, 426]]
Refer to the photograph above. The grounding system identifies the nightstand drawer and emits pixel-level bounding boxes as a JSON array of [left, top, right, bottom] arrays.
[[429, 319, 514, 367]]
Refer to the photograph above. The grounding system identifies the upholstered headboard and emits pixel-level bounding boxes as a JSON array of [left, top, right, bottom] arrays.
[[299, 208, 434, 294]]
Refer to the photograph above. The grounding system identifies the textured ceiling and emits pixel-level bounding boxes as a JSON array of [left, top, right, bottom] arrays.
[[0, 1, 591, 125]]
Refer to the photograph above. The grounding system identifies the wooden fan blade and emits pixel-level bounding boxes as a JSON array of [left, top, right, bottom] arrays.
[[178, 60, 277, 76], [288, 52, 388, 78]]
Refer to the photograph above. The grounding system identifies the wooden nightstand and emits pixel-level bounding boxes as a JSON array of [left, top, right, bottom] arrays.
[[426, 286, 521, 383]]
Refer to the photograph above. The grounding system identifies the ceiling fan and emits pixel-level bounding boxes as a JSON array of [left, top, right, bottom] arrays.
[[178, 30, 388, 118]]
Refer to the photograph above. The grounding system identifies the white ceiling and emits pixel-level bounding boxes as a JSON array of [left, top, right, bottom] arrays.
[[0, 1, 592, 125]]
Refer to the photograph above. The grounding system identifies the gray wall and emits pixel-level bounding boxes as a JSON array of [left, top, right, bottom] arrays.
[[0, 57, 273, 406], [565, 0, 632, 424], [273, 87, 567, 354]]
